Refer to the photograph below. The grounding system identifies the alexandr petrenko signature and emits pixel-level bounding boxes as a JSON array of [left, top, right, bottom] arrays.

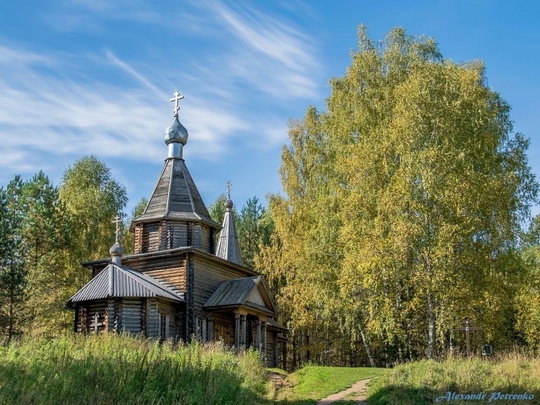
[[435, 392, 535, 402]]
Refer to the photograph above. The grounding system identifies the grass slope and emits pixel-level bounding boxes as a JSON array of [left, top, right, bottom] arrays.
[[0, 334, 269, 405], [368, 353, 540, 404], [276, 365, 386, 404]]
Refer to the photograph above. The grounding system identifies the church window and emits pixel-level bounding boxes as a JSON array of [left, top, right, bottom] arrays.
[[159, 312, 169, 340]]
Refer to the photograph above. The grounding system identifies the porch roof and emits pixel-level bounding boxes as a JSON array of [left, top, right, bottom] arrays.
[[203, 276, 276, 316]]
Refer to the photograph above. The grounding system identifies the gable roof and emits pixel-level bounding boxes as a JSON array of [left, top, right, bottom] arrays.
[[66, 263, 184, 307], [204, 276, 276, 315], [133, 158, 220, 228]]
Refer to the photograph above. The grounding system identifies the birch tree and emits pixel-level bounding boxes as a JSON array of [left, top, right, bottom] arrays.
[[259, 26, 537, 365], [59, 156, 128, 262], [336, 28, 536, 359]]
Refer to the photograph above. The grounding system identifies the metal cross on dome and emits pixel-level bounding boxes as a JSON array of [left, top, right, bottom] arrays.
[[113, 215, 122, 243], [226, 180, 232, 200], [170, 91, 184, 116]]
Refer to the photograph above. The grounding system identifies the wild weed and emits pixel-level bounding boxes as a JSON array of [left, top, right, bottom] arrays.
[[0, 333, 269, 405]]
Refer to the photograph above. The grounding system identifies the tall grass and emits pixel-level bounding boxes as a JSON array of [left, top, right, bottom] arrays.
[[0, 333, 269, 405], [368, 350, 540, 404]]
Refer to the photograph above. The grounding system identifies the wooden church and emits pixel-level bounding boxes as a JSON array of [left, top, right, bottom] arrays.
[[66, 92, 287, 367]]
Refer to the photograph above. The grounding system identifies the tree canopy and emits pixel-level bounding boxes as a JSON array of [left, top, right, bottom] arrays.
[[257, 26, 538, 366], [59, 155, 127, 261], [0, 157, 129, 339], [0, 178, 27, 341]]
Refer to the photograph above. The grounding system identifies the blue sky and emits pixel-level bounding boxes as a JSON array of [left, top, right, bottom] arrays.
[[1, 1, 539, 216]]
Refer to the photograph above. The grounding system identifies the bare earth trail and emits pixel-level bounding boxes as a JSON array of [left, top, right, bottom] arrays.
[[317, 378, 372, 405]]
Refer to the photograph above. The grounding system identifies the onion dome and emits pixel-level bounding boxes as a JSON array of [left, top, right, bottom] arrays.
[[110, 241, 124, 256], [164, 91, 189, 158], [164, 117, 188, 146]]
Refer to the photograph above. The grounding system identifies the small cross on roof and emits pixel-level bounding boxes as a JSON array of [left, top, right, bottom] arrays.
[[113, 214, 122, 242], [170, 91, 184, 116], [226, 180, 232, 200]]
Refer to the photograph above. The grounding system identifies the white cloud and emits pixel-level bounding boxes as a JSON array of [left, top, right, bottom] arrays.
[[189, 0, 322, 100], [0, 44, 260, 177], [44, 0, 163, 32], [0, 1, 323, 190], [216, 2, 316, 71], [104, 50, 165, 99], [0, 45, 53, 66]]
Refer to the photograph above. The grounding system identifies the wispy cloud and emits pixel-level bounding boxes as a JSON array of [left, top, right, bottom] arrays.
[[45, 0, 163, 32], [216, 2, 317, 72], [0, 44, 260, 182], [0, 0, 323, 193], [104, 50, 165, 98], [188, 0, 321, 100]]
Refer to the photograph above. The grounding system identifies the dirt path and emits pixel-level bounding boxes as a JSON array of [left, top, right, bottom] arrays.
[[317, 378, 372, 405]]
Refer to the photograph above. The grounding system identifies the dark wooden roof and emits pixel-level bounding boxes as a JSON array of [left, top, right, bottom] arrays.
[[133, 158, 220, 227], [66, 263, 184, 307], [266, 318, 288, 332], [204, 276, 276, 315], [215, 203, 243, 266]]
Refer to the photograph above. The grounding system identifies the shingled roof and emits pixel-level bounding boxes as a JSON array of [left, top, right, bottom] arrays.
[[133, 158, 220, 228], [204, 276, 276, 315], [66, 263, 184, 307], [215, 198, 243, 266]]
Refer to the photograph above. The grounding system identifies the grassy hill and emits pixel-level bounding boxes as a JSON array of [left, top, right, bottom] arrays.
[[0, 334, 268, 405], [272, 353, 540, 404], [368, 353, 540, 404], [3, 334, 539, 404]]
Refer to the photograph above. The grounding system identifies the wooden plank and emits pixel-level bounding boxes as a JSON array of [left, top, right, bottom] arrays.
[[133, 227, 140, 253], [141, 222, 160, 253], [191, 255, 255, 312], [266, 333, 276, 364], [146, 298, 158, 338]]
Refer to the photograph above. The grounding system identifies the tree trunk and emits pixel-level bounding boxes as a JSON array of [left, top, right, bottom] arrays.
[[292, 334, 298, 370], [8, 295, 14, 343], [359, 324, 376, 367], [426, 293, 436, 359], [306, 333, 311, 363]]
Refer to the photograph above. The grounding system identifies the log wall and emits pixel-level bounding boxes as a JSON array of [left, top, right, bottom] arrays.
[[266, 332, 277, 367], [133, 221, 216, 254], [122, 299, 143, 334], [125, 255, 187, 294], [192, 255, 251, 314], [146, 298, 159, 338], [211, 313, 235, 347], [76, 301, 108, 333]]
